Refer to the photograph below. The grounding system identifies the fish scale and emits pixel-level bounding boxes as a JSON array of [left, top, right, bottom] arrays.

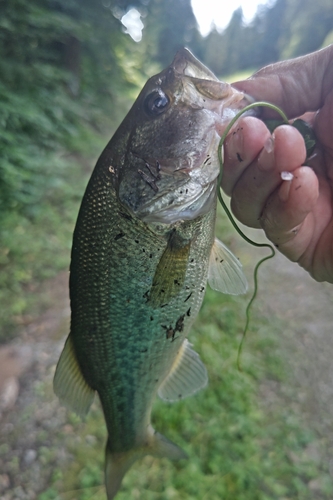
[[71, 162, 215, 446], [54, 48, 249, 499]]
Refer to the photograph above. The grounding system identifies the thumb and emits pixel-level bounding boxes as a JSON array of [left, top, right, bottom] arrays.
[[232, 44, 333, 119]]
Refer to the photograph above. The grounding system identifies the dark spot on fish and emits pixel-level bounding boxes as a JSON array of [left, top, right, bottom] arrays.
[[178, 394, 182, 398], [119, 212, 132, 221], [184, 292, 192, 302], [150, 316, 154, 321], [186, 189, 188, 194], [140, 348, 148, 353], [185, 286, 190, 290], [174, 279, 180, 285], [155, 379, 159, 382], [190, 259, 194, 263], [138, 169, 159, 193], [175, 314, 185, 332], [161, 289, 165, 293], [143, 290, 149, 301], [168, 198, 175, 206], [160, 303, 169, 308], [145, 161, 160, 180], [200, 286, 205, 292], [204, 156, 211, 165], [295, 185, 301, 190], [114, 232, 125, 241], [220, 259, 224, 263], [163, 326, 175, 340], [149, 254, 153, 258], [275, 244, 279, 248], [135, 239, 139, 244], [236, 153, 243, 162], [186, 308, 191, 317], [142, 248, 145, 252]]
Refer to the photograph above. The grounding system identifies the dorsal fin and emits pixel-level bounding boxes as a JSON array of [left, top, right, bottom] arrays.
[[53, 334, 95, 417], [158, 339, 208, 402], [208, 238, 248, 295]]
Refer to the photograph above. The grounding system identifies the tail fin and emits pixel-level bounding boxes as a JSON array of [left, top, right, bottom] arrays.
[[104, 428, 187, 499]]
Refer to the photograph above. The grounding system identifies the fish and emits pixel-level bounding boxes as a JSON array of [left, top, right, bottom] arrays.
[[53, 48, 249, 499]]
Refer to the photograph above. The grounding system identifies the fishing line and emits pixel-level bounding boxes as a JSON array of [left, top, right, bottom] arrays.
[[217, 102, 290, 370]]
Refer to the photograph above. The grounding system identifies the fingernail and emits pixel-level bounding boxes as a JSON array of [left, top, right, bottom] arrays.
[[257, 137, 275, 171], [278, 178, 293, 202], [264, 136, 274, 153], [281, 171, 294, 181]]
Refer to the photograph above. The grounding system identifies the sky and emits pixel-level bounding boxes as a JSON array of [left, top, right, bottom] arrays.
[[191, 0, 273, 36], [121, 0, 274, 42]]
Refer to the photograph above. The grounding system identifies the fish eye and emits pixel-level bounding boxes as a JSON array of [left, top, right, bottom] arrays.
[[144, 90, 170, 116]]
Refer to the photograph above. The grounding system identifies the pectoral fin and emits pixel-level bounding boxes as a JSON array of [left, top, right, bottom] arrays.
[[158, 339, 208, 402], [53, 334, 95, 417], [208, 238, 248, 295], [149, 230, 191, 307]]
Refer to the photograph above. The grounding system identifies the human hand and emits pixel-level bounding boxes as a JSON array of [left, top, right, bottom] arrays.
[[222, 44, 333, 283]]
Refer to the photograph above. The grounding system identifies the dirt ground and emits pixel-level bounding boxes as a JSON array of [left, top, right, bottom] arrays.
[[1, 237, 333, 498]]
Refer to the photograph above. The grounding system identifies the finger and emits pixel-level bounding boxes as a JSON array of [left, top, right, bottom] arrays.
[[314, 87, 333, 155], [222, 116, 271, 195], [232, 45, 333, 119], [261, 166, 319, 262], [229, 125, 306, 228]]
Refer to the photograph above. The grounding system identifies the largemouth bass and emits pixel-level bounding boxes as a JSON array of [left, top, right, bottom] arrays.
[[54, 48, 249, 499]]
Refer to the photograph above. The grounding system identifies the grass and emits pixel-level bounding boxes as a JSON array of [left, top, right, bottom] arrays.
[[0, 131, 109, 342]]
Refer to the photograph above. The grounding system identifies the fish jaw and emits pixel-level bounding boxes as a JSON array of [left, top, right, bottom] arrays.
[[115, 48, 249, 225]]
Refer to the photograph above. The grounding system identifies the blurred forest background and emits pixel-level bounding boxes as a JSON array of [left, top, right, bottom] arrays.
[[2, 1, 333, 499], [1, 0, 333, 338]]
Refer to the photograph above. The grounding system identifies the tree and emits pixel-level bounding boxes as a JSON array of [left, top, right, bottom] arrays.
[[143, 0, 198, 67]]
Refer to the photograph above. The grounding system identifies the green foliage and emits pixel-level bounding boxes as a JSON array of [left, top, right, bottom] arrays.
[[0, 0, 149, 339], [143, 0, 198, 67], [280, 0, 333, 58], [191, 0, 333, 76], [0, 0, 140, 215]]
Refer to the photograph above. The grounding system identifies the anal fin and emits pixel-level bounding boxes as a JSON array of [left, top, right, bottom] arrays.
[[53, 334, 95, 417], [158, 339, 208, 402]]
